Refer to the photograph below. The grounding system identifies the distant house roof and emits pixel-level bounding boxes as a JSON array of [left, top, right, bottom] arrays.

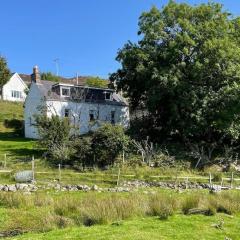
[[18, 73, 88, 86], [35, 80, 127, 106]]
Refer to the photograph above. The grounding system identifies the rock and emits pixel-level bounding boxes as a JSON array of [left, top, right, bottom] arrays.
[[3, 186, 9, 191], [8, 185, 17, 192], [91, 185, 98, 191], [209, 185, 222, 193]]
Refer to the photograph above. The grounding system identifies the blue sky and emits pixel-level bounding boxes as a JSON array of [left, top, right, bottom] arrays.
[[1, 0, 240, 78]]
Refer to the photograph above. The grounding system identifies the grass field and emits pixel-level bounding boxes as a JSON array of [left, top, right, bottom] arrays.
[[1, 100, 240, 240], [6, 214, 240, 240]]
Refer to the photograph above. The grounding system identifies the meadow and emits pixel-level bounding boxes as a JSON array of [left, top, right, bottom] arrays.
[[0, 100, 240, 240]]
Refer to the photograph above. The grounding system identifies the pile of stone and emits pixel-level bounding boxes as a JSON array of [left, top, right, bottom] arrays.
[[121, 180, 222, 190], [0, 180, 233, 194], [0, 183, 37, 193]]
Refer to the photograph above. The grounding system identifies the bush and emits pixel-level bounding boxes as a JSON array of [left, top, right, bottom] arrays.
[[3, 119, 23, 135], [35, 115, 71, 164], [91, 124, 130, 167], [72, 137, 92, 167]]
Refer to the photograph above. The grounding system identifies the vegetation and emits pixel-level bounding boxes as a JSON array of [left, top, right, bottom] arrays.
[[35, 113, 130, 168], [5, 214, 240, 240], [0, 56, 11, 99], [41, 72, 61, 82], [91, 124, 130, 167], [0, 190, 238, 239], [86, 77, 108, 88], [111, 1, 240, 149]]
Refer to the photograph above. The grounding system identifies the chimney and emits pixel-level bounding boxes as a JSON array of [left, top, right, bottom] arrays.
[[31, 65, 41, 83]]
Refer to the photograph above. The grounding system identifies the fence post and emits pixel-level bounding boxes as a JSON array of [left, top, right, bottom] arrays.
[[230, 172, 234, 189], [58, 164, 62, 183], [117, 165, 121, 186], [209, 173, 212, 188], [32, 155, 35, 182], [221, 177, 223, 188], [4, 154, 7, 169], [185, 177, 189, 190], [122, 149, 125, 163]]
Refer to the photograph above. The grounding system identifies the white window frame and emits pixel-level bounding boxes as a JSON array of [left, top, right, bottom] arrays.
[[11, 90, 22, 99], [104, 91, 112, 101], [61, 87, 70, 97]]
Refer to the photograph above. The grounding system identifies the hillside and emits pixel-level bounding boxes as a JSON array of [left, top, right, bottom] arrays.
[[0, 100, 23, 132]]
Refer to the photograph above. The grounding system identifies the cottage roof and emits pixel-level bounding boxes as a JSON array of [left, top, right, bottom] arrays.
[[35, 80, 128, 106]]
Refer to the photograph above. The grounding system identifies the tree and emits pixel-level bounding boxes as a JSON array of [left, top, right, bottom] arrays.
[[35, 114, 72, 164], [0, 56, 11, 99], [91, 124, 130, 167], [110, 1, 240, 143], [41, 72, 60, 82], [86, 77, 108, 88]]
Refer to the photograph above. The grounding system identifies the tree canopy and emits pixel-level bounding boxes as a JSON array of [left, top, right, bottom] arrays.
[[41, 72, 61, 82], [86, 77, 109, 88], [110, 1, 240, 143], [0, 56, 11, 97]]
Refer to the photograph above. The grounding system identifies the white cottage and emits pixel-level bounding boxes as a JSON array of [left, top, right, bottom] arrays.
[[24, 66, 129, 139], [2, 73, 28, 102]]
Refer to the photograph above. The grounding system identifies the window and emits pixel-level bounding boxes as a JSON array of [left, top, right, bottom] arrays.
[[64, 109, 70, 118], [11, 90, 22, 99], [111, 111, 115, 124], [89, 110, 97, 121], [61, 87, 70, 97], [104, 92, 112, 100]]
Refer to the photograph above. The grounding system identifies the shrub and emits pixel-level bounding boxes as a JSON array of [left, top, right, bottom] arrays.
[[91, 124, 130, 167], [35, 114, 72, 164], [72, 137, 92, 167], [3, 119, 23, 135]]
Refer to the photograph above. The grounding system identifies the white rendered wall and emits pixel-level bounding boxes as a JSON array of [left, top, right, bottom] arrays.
[[24, 86, 130, 139], [45, 100, 130, 135], [24, 83, 43, 139], [2, 73, 27, 102]]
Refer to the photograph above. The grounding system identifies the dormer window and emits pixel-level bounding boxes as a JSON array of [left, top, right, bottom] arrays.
[[61, 87, 70, 97], [104, 91, 112, 101]]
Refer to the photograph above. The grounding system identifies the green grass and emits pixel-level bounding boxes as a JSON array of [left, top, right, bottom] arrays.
[[6, 214, 240, 240], [0, 100, 23, 132]]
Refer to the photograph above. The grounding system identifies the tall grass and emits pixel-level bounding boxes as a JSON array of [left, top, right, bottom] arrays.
[[0, 191, 240, 235]]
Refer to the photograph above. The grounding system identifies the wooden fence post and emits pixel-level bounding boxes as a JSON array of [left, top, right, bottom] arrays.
[[32, 155, 35, 182], [58, 164, 61, 183], [117, 166, 121, 186], [230, 172, 234, 189], [122, 149, 125, 163], [185, 177, 189, 190], [209, 173, 212, 188]]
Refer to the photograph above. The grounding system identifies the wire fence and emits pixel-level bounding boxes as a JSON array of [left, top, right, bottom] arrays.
[[1, 153, 240, 188]]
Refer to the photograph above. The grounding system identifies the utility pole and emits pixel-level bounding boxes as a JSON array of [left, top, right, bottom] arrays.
[[53, 58, 59, 76], [76, 72, 79, 85]]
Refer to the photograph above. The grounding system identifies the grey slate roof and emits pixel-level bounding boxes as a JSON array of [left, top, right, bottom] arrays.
[[36, 80, 128, 106]]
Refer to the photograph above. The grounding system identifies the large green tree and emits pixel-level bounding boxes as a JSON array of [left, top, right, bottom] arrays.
[[0, 56, 11, 99], [111, 1, 240, 143]]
